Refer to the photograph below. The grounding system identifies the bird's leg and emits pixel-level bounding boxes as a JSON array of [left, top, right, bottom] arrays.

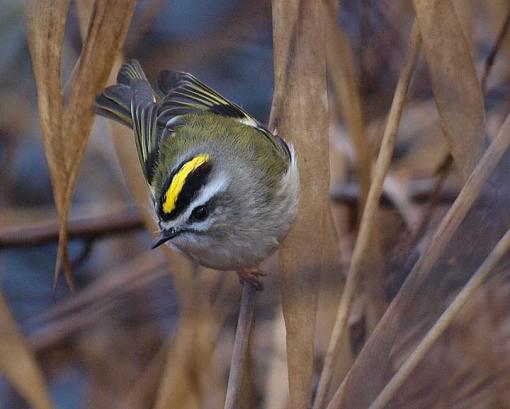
[[236, 267, 266, 291]]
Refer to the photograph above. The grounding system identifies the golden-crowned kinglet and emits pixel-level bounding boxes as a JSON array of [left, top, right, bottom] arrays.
[[95, 60, 299, 286]]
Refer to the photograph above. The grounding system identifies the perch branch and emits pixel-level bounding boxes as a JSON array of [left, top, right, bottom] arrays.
[[224, 282, 257, 409]]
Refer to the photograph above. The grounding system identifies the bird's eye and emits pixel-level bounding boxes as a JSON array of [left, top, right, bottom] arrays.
[[189, 205, 209, 222]]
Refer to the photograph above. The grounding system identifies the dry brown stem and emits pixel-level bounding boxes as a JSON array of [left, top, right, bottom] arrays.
[[0, 207, 143, 249], [271, 0, 333, 407], [224, 282, 257, 409]]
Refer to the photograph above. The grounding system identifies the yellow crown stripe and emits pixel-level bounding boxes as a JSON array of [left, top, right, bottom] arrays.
[[162, 154, 210, 214]]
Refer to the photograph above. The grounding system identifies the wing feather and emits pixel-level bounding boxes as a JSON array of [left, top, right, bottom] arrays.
[[157, 70, 257, 125], [130, 80, 160, 186], [156, 70, 291, 161]]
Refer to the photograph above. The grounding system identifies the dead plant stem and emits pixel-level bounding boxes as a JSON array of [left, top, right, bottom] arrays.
[[0, 207, 142, 249], [224, 282, 256, 409]]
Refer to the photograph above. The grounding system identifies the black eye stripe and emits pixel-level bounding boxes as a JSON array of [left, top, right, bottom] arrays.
[[158, 161, 212, 221]]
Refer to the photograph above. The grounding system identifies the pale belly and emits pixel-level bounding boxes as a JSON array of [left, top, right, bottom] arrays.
[[169, 231, 281, 271]]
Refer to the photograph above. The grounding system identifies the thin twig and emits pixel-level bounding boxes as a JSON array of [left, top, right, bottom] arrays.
[[224, 282, 256, 409], [312, 22, 421, 409], [0, 207, 143, 249], [368, 226, 510, 409], [482, 3, 510, 92]]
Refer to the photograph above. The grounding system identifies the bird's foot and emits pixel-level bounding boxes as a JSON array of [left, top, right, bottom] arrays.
[[236, 268, 266, 291]]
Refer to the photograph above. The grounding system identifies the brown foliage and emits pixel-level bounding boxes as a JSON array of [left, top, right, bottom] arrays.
[[5, 1, 510, 408], [26, 0, 136, 286], [271, 0, 334, 408]]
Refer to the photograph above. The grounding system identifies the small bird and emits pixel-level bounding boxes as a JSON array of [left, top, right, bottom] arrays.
[[95, 60, 299, 288]]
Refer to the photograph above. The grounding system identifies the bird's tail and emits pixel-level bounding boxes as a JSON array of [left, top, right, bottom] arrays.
[[94, 60, 150, 128]]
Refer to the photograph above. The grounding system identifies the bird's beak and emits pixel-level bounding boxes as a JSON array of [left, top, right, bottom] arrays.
[[151, 228, 179, 249]]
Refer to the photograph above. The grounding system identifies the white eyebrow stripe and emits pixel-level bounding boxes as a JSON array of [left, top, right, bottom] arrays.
[[188, 174, 228, 210]]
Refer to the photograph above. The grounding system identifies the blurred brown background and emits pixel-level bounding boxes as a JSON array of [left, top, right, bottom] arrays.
[[2, 0, 510, 408]]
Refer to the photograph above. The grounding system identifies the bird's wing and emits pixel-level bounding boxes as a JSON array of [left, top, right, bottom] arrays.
[[130, 80, 161, 189], [95, 60, 165, 188], [117, 59, 148, 85], [157, 71, 258, 125], [95, 60, 150, 127], [157, 70, 291, 161]]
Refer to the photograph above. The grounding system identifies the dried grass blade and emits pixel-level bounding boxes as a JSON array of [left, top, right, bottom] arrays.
[[63, 0, 136, 179], [56, 0, 135, 284], [313, 22, 421, 409], [0, 292, 53, 409], [27, 0, 136, 286], [101, 63, 231, 409], [326, 103, 510, 409], [25, 0, 68, 206], [26, 0, 73, 287], [414, 0, 487, 179], [271, 0, 333, 408], [262, 308, 289, 409], [368, 225, 510, 409], [82, 18, 225, 405]]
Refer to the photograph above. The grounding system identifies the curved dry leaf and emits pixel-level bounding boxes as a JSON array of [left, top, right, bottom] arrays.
[[63, 0, 137, 183], [271, 0, 334, 408], [414, 0, 487, 179], [27, 0, 136, 286], [26, 0, 68, 208], [0, 292, 53, 409]]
